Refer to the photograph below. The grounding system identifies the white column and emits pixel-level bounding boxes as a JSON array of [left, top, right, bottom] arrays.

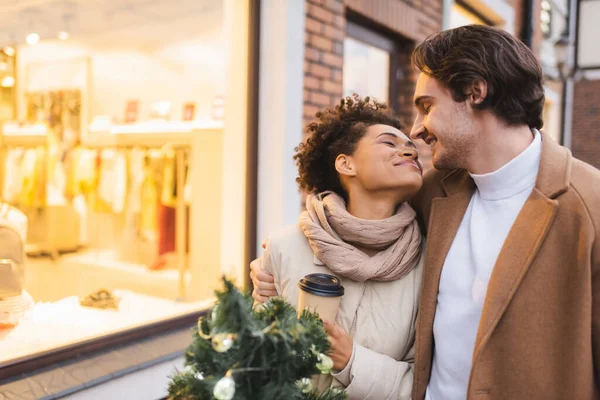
[[442, 0, 455, 30], [220, 0, 251, 281], [256, 0, 306, 253]]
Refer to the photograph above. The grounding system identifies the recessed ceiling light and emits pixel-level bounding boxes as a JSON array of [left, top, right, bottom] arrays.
[[1, 76, 15, 87], [26, 33, 40, 45], [58, 31, 69, 40], [3, 46, 15, 56]]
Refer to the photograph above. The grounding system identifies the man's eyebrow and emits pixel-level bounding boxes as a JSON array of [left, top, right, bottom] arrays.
[[414, 95, 433, 107]]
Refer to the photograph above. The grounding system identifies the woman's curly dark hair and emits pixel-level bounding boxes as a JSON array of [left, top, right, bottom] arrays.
[[294, 95, 402, 199]]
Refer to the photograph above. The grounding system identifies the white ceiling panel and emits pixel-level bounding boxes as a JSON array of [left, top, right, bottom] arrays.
[[0, 0, 223, 48]]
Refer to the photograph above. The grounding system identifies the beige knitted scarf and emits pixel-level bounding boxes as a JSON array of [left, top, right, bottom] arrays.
[[298, 191, 422, 282]]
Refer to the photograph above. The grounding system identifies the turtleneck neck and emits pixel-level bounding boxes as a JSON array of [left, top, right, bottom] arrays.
[[469, 129, 541, 201]]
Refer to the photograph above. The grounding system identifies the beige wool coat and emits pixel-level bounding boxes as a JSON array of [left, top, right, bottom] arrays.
[[263, 224, 424, 399], [410, 133, 600, 399]]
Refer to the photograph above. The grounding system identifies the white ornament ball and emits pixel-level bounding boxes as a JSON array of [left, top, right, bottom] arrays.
[[183, 365, 195, 375], [317, 353, 334, 374], [296, 377, 313, 393], [211, 332, 235, 353], [213, 376, 236, 400]]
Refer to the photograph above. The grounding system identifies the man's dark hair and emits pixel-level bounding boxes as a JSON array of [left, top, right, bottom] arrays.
[[412, 24, 544, 129], [294, 95, 401, 199]]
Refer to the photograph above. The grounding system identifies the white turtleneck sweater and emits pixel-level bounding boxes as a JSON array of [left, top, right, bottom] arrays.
[[426, 130, 542, 400]]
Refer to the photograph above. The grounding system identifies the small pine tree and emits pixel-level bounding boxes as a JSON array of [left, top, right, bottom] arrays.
[[168, 277, 347, 400]]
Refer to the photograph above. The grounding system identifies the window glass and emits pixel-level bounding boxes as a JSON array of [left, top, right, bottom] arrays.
[[343, 36, 390, 104], [0, 0, 249, 366]]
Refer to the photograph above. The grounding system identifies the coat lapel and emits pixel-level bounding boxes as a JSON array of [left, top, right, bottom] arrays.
[[414, 172, 474, 395], [471, 133, 569, 372], [471, 189, 558, 365]]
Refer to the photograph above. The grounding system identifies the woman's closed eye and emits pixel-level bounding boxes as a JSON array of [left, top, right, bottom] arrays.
[[383, 141, 396, 147]]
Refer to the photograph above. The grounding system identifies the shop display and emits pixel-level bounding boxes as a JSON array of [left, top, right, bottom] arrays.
[[0, 205, 33, 329], [211, 96, 225, 121], [182, 103, 195, 121], [0, 49, 16, 121], [124, 100, 140, 123], [25, 89, 82, 146], [79, 289, 121, 310], [0, 289, 212, 363], [150, 101, 172, 120]]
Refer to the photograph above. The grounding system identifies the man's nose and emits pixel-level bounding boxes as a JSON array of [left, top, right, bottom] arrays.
[[410, 118, 424, 141]]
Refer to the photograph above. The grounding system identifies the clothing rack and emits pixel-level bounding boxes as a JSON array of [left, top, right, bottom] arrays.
[[82, 130, 192, 302], [0, 127, 72, 259], [0, 130, 49, 201]]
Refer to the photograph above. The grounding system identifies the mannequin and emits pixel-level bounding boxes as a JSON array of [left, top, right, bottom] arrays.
[[0, 203, 33, 328]]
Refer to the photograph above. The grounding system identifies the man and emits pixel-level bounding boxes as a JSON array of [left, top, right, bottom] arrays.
[[252, 25, 600, 399]]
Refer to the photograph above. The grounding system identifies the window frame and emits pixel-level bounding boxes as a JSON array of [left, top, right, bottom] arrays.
[[345, 20, 399, 112], [0, 0, 260, 381]]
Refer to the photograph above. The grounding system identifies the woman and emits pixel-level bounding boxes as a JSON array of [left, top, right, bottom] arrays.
[[254, 95, 424, 399]]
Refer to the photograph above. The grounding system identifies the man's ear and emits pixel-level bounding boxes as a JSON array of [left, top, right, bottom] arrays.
[[469, 79, 488, 105], [335, 154, 356, 177]]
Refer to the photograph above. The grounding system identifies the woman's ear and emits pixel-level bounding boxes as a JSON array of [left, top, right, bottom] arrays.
[[469, 79, 488, 105], [335, 154, 356, 177]]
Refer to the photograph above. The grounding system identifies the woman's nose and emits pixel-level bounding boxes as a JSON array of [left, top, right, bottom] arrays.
[[401, 147, 418, 160]]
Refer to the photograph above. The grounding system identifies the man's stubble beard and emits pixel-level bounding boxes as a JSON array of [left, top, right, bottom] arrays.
[[433, 104, 476, 171]]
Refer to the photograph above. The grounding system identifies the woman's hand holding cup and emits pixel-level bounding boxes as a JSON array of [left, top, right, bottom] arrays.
[[323, 320, 353, 371]]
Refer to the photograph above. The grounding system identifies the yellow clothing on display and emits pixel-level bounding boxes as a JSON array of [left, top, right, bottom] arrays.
[[19, 148, 45, 208], [3, 149, 25, 204], [78, 149, 98, 197]]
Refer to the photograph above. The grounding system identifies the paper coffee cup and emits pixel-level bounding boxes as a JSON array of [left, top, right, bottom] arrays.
[[297, 273, 344, 322]]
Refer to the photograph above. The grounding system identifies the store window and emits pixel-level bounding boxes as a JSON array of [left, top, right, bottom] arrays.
[[0, 0, 253, 368], [343, 22, 395, 106]]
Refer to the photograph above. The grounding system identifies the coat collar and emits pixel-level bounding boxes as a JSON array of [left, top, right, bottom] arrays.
[[440, 132, 571, 199]]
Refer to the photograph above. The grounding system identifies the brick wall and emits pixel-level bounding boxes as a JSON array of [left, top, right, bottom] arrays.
[[571, 78, 600, 169], [302, 0, 443, 170], [303, 0, 345, 127], [345, 0, 442, 42]]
